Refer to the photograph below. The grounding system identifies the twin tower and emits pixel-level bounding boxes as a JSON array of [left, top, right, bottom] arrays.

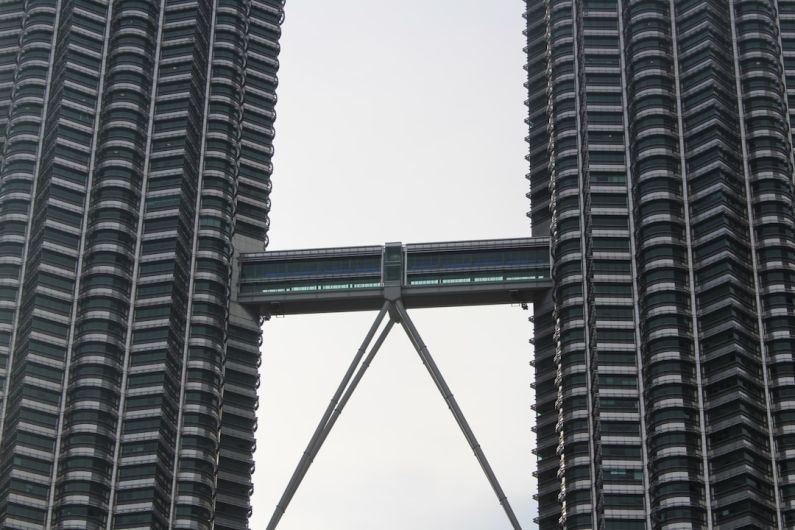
[[0, 0, 794, 529]]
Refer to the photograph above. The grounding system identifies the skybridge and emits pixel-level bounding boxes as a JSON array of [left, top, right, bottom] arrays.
[[237, 236, 551, 316], [237, 236, 551, 530]]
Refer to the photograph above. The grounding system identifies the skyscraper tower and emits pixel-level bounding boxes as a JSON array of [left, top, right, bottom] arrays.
[[527, 1, 795, 529], [0, 0, 282, 527]]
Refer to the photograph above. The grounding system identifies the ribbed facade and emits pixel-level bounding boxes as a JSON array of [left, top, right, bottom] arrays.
[[0, 0, 282, 526], [527, 0, 795, 529]]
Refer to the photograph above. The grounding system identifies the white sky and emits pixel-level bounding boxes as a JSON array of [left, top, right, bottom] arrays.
[[251, 1, 538, 528]]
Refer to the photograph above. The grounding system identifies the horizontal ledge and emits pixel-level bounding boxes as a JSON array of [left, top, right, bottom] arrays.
[[237, 281, 552, 315]]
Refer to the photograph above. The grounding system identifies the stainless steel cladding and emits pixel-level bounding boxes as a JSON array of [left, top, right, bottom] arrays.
[[0, 0, 283, 527], [526, 1, 795, 529]]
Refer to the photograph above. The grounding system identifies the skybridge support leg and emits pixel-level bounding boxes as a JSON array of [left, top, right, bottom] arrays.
[[393, 301, 523, 530], [314, 320, 395, 453], [266, 303, 392, 530], [266, 300, 522, 530]]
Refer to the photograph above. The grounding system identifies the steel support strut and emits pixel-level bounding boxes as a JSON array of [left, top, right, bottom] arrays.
[[393, 300, 523, 530], [266, 301, 523, 530], [266, 302, 390, 530], [315, 320, 395, 452], [268, 318, 396, 530]]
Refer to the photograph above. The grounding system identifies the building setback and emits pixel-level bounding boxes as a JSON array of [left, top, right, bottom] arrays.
[[527, 0, 795, 529], [0, 0, 283, 526]]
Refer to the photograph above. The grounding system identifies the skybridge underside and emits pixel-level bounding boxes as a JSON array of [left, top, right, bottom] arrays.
[[237, 281, 551, 315]]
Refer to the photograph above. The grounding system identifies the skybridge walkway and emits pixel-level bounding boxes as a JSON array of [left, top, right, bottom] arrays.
[[237, 236, 551, 530], [236, 236, 551, 315]]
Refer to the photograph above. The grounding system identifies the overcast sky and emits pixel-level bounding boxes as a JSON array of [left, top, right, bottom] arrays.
[[251, 2, 538, 529]]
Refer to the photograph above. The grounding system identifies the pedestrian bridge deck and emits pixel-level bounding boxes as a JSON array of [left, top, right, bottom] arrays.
[[237, 237, 551, 315]]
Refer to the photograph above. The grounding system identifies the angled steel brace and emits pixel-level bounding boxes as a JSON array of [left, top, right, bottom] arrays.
[[267, 318, 396, 530], [266, 302, 390, 530], [266, 300, 523, 530], [393, 300, 523, 530], [315, 319, 395, 454]]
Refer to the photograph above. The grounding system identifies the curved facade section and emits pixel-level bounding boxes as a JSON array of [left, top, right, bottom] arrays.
[[527, 0, 795, 528], [0, 0, 283, 527]]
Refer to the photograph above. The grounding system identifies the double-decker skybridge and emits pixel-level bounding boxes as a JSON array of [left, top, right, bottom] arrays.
[[235, 237, 551, 530]]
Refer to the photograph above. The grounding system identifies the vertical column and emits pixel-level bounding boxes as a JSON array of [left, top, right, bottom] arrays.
[[213, 1, 282, 529], [0, 0, 92, 525], [45, 0, 117, 525], [772, 2, 795, 526], [584, 0, 653, 527], [525, 1, 560, 528], [543, 0, 600, 528], [730, 0, 792, 527]]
